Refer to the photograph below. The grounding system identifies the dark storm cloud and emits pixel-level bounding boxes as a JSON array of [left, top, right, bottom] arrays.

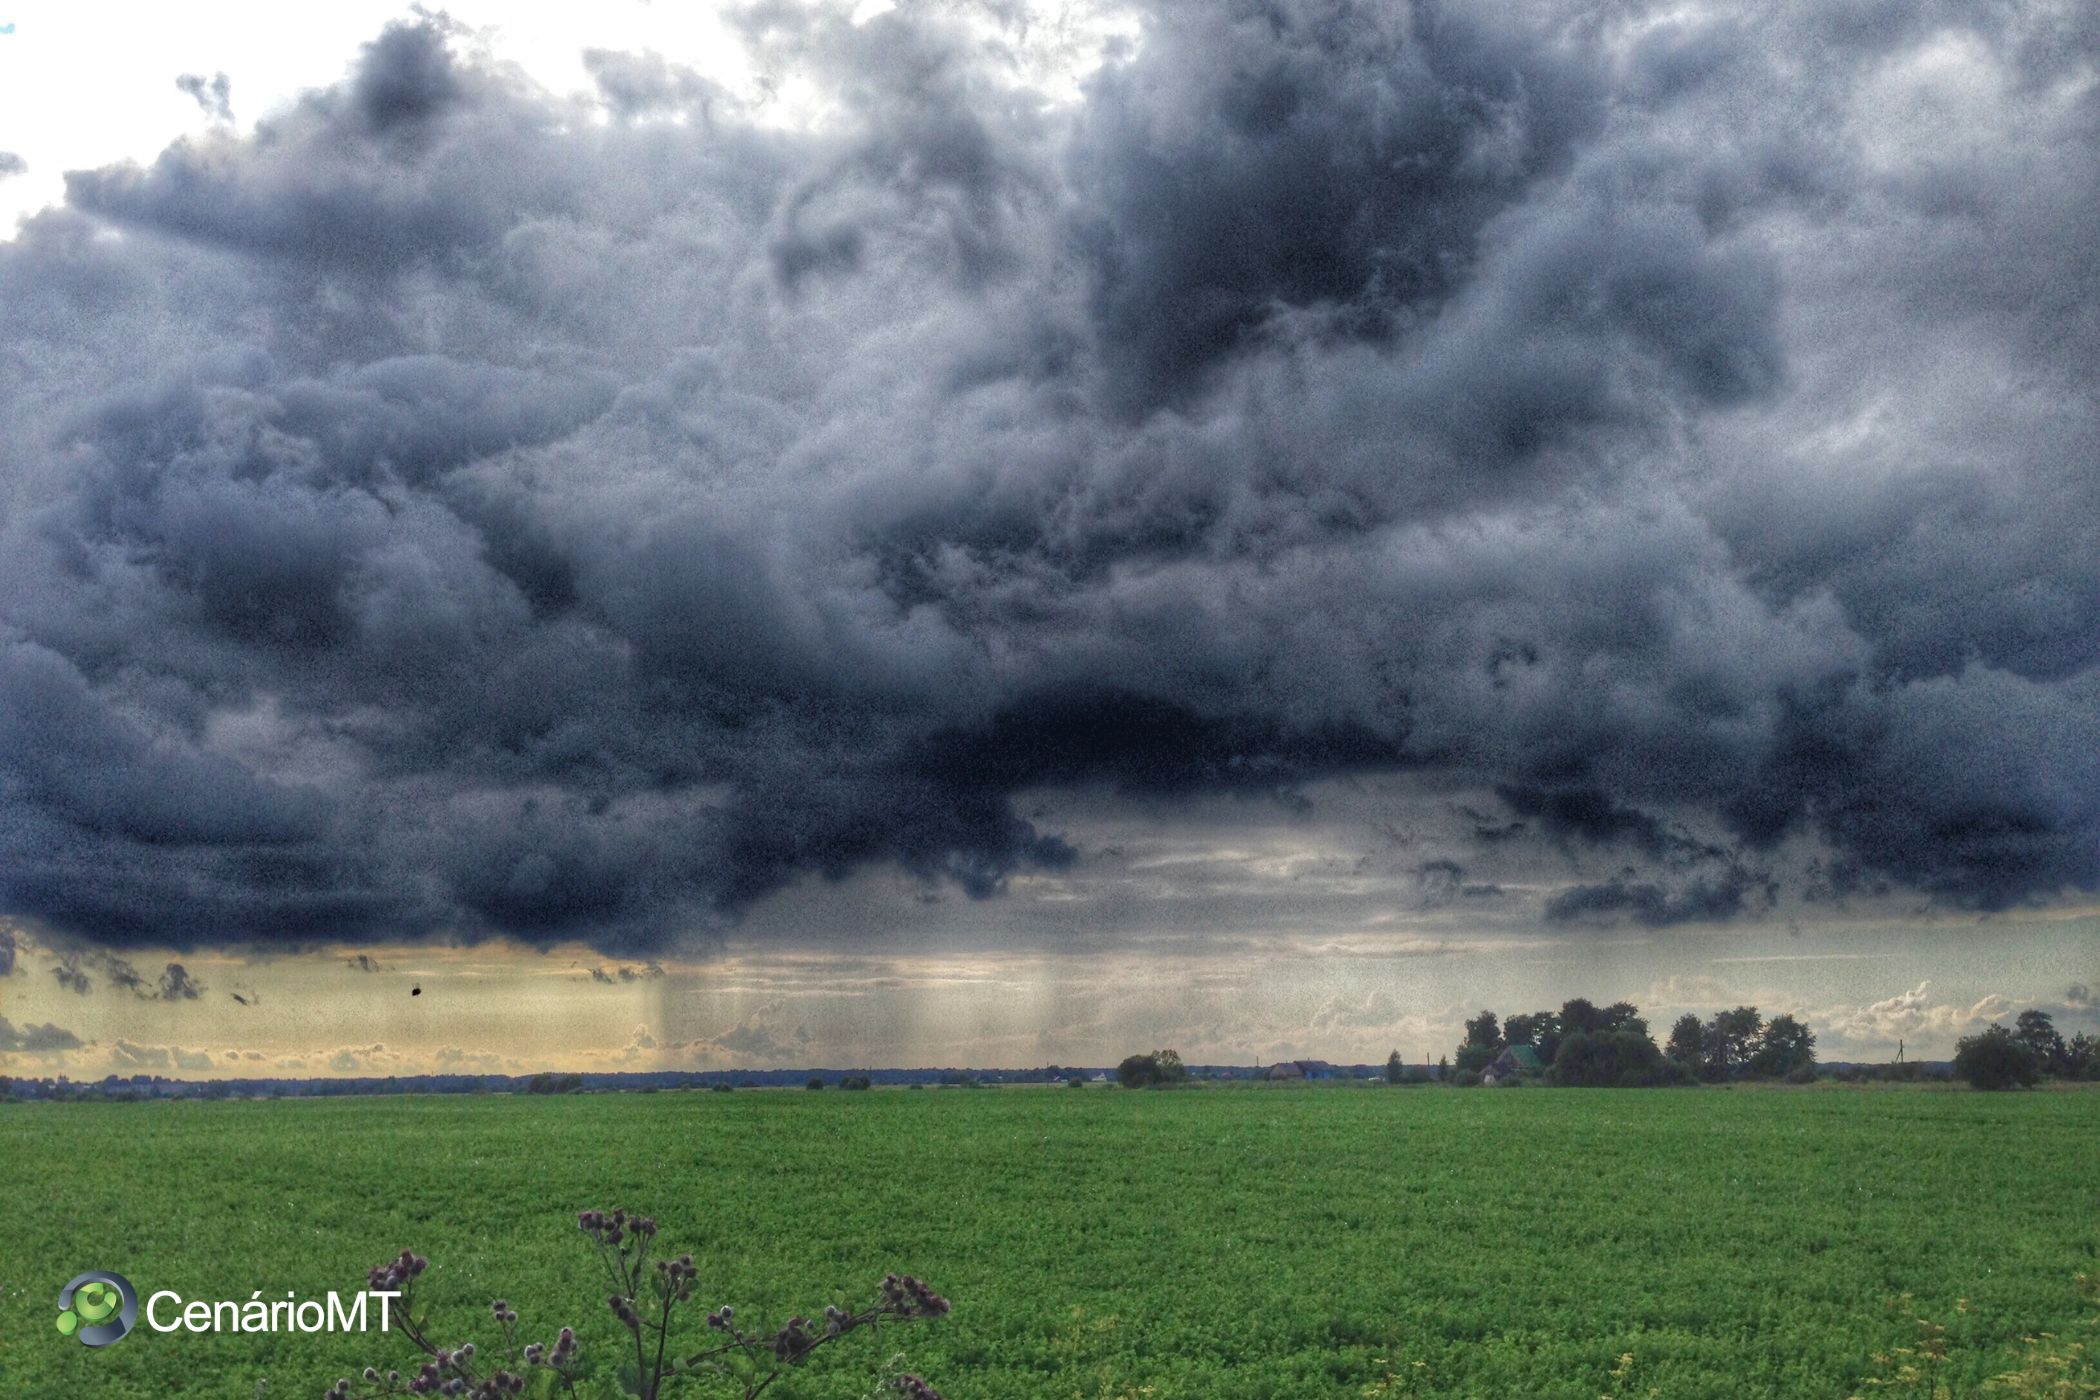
[[1494, 786, 1727, 867], [585, 960, 668, 984], [1543, 867, 1773, 928], [52, 954, 96, 995], [1068, 1, 1606, 417], [43, 946, 209, 998], [158, 962, 207, 1000], [1, 1, 2096, 952]]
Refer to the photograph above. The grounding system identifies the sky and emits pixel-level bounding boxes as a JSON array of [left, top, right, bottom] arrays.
[[1, 0, 2096, 1079]]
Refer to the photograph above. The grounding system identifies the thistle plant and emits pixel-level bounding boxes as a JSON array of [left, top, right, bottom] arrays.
[[326, 1208, 949, 1400]]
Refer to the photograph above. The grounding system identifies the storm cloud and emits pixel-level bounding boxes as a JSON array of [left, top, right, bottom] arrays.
[[1, 1, 2096, 954]]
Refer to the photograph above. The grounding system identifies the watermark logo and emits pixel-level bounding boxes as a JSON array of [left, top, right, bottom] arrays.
[[57, 1271, 139, 1347], [56, 1270, 400, 1351]]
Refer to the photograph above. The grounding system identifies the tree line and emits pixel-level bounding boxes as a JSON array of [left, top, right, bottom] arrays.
[[1954, 1010, 2100, 1090], [1444, 998, 1819, 1087]]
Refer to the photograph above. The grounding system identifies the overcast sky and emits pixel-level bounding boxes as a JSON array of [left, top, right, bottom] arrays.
[[1, 0, 2095, 1077]]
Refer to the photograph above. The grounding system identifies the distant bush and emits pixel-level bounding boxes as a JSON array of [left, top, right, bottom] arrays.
[[1784, 1062, 1819, 1085], [806, 1078, 825, 1091], [839, 1076, 872, 1091], [709, 1082, 733, 1093], [1066, 1075, 1086, 1088], [1447, 1069, 1483, 1088], [1955, 1024, 2038, 1090], [1117, 1050, 1188, 1088]]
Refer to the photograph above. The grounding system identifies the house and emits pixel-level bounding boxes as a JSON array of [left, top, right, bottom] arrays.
[[1483, 1045, 1544, 1085]]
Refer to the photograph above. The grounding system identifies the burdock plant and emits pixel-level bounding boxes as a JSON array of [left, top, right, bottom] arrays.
[[327, 1209, 949, 1400]]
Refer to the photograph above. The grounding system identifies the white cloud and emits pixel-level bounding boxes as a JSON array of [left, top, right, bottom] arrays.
[[1815, 981, 2014, 1053]]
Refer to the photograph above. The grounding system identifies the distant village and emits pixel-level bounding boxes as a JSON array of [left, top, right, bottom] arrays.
[[0, 1063, 1391, 1101]]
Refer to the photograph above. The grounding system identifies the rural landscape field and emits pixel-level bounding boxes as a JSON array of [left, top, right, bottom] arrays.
[[5, 0, 2100, 1397], [5, 1084, 2096, 1399]]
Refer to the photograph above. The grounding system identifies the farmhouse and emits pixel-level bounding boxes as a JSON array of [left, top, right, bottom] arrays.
[[1482, 1045, 1545, 1085], [1263, 1060, 1335, 1081]]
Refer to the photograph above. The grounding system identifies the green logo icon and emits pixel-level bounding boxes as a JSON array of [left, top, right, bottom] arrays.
[[57, 1272, 137, 1347]]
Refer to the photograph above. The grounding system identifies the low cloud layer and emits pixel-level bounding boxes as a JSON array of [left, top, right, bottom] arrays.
[[1, 2, 2096, 954], [0, 1016, 86, 1053]]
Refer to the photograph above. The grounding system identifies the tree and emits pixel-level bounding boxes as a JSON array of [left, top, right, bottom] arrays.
[[1455, 1011, 1502, 1073], [2067, 1033, 2100, 1082], [1954, 1024, 2038, 1090], [1501, 1012, 1544, 1049], [1665, 1014, 1705, 1067], [1549, 1031, 1684, 1088], [1704, 1007, 1764, 1078], [1558, 998, 1604, 1039], [2013, 1010, 2068, 1077], [1600, 1001, 1649, 1038], [1385, 1050, 1404, 1084], [1117, 1049, 1188, 1089], [806, 1077, 825, 1091], [1749, 1013, 1816, 1079]]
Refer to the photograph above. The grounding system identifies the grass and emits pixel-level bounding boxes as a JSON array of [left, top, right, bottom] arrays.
[[1, 1084, 2095, 1398]]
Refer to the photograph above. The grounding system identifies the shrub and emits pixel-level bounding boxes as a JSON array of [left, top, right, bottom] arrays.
[[1117, 1049, 1188, 1088], [1066, 1075, 1086, 1088], [327, 1208, 951, 1399], [1954, 1024, 2038, 1090], [1784, 1061, 1819, 1085], [806, 1078, 825, 1091]]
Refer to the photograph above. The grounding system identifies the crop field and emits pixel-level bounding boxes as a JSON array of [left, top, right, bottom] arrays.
[[3, 1084, 2097, 1399]]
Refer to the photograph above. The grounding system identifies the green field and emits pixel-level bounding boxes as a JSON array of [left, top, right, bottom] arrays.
[[3, 1084, 2096, 1398]]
